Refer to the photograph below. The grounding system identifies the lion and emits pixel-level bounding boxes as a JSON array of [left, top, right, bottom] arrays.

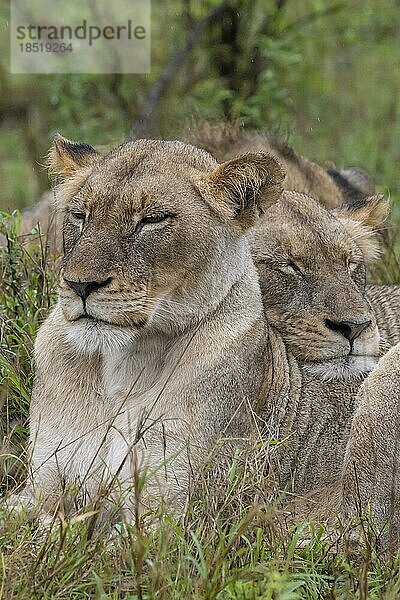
[[245, 190, 400, 525], [249, 192, 392, 381], [10, 134, 292, 521], [246, 191, 398, 505], [340, 342, 400, 549], [189, 121, 376, 210]]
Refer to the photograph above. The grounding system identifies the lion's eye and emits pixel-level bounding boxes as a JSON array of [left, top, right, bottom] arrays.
[[70, 211, 86, 222], [142, 214, 168, 225], [134, 213, 172, 235], [280, 261, 303, 276], [347, 259, 358, 272]]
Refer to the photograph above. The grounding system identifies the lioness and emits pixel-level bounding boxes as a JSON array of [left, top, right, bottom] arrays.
[[249, 192, 397, 380], [13, 135, 288, 520], [340, 342, 400, 548], [190, 122, 375, 209], [242, 191, 396, 510], [246, 191, 400, 521]]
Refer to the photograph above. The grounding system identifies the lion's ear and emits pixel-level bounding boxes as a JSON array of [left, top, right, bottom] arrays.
[[198, 152, 285, 229], [335, 195, 390, 230], [335, 195, 390, 262], [47, 133, 101, 182]]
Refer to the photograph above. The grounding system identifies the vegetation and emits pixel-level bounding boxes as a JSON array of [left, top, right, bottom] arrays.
[[1, 0, 399, 212], [1, 0, 400, 597]]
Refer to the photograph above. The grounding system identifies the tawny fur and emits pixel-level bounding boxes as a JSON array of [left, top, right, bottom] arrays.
[[189, 122, 374, 209], [8, 135, 399, 529], [16, 124, 375, 254], [249, 192, 395, 376], [246, 192, 400, 517], [340, 343, 400, 549], [12, 137, 294, 521]]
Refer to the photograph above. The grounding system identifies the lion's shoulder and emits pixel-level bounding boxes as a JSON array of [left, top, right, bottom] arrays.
[[366, 284, 400, 349]]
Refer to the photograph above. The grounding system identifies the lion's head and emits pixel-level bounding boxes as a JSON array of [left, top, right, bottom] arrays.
[[48, 135, 284, 354], [249, 192, 389, 380]]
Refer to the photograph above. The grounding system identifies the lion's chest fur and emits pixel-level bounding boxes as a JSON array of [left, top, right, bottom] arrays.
[[100, 339, 197, 471], [101, 338, 188, 414], [31, 333, 201, 500]]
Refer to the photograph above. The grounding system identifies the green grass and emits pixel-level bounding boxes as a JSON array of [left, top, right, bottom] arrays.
[[2, 483, 400, 599], [1, 215, 400, 599]]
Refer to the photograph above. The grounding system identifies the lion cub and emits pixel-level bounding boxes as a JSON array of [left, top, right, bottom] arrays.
[[13, 136, 285, 521]]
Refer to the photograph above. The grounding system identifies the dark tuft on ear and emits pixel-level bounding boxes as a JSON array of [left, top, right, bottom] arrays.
[[336, 194, 390, 230], [54, 135, 98, 162], [336, 195, 390, 262], [47, 133, 101, 182]]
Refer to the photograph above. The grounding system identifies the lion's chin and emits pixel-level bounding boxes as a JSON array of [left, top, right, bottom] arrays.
[[302, 355, 378, 382], [63, 317, 138, 355]]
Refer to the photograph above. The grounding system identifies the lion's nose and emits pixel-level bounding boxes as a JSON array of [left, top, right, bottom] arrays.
[[324, 319, 372, 343], [63, 277, 112, 301]]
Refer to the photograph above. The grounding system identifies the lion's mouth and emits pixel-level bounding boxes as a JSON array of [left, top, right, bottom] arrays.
[[311, 350, 378, 363], [73, 314, 122, 327], [75, 314, 95, 322], [72, 313, 146, 329], [72, 314, 126, 328], [325, 354, 377, 364]]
